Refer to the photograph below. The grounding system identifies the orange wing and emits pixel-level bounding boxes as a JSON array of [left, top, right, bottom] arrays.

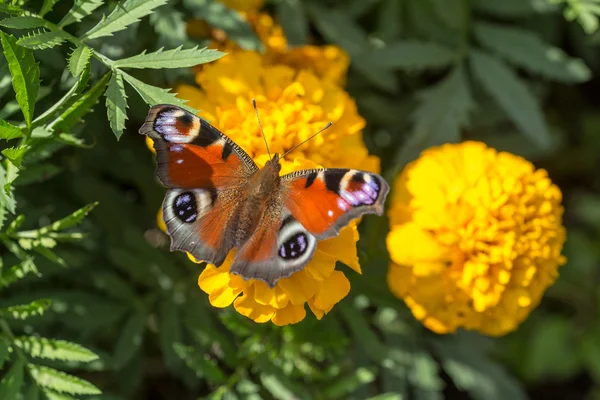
[[282, 169, 389, 239], [139, 105, 257, 266]]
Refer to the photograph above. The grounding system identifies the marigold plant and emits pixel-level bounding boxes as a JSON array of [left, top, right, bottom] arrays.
[[386, 141, 567, 336]]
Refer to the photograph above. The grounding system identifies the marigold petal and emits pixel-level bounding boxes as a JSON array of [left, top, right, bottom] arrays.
[[278, 270, 319, 306], [313, 270, 351, 310], [156, 209, 166, 233], [316, 223, 361, 273], [387, 224, 450, 275], [233, 286, 275, 323], [253, 281, 289, 309], [307, 299, 326, 320], [198, 259, 242, 308], [272, 303, 306, 326]]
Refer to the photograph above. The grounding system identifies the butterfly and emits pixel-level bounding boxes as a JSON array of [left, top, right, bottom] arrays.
[[139, 103, 390, 288]]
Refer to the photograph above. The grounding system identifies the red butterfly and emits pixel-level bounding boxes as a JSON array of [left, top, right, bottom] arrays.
[[140, 103, 389, 287]]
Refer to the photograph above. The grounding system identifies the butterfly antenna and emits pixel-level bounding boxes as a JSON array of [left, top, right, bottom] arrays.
[[252, 99, 272, 159], [281, 122, 333, 159]]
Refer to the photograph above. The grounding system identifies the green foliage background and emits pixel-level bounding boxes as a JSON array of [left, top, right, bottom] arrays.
[[0, 0, 599, 399]]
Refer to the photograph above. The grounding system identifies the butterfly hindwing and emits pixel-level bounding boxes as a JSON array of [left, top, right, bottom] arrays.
[[140, 105, 256, 266], [281, 168, 389, 239]]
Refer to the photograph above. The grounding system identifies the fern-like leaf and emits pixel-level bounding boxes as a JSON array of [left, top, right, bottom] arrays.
[[83, 0, 168, 40], [0, 299, 51, 319], [0, 16, 46, 29], [105, 71, 128, 139], [58, 0, 104, 28], [368, 40, 456, 70], [0, 32, 40, 127], [113, 46, 224, 69], [0, 258, 39, 288], [50, 71, 111, 132], [121, 71, 198, 113], [470, 49, 552, 150], [40, 0, 61, 16], [14, 337, 99, 363], [67, 46, 93, 77], [474, 21, 591, 83], [16, 30, 67, 50], [29, 365, 101, 395], [0, 119, 22, 140], [0, 358, 25, 399]]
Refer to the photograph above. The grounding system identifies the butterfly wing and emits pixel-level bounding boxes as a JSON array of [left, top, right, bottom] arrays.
[[139, 104, 257, 266], [281, 168, 389, 239], [229, 168, 389, 287]]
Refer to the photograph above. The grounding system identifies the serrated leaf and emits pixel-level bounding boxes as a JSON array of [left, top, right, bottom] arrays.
[[57, 133, 93, 148], [2, 146, 29, 167], [58, 0, 104, 27], [105, 71, 128, 139], [40, 0, 61, 16], [0, 299, 51, 319], [0, 16, 46, 29], [121, 71, 197, 113], [0, 32, 40, 127], [48, 202, 98, 231], [51, 71, 111, 132], [17, 30, 67, 50], [34, 246, 67, 267], [174, 343, 227, 384], [474, 21, 591, 83], [0, 338, 10, 370], [0, 162, 17, 223], [0, 357, 25, 399], [112, 312, 145, 369], [435, 335, 527, 400], [14, 337, 99, 363], [33, 63, 91, 128], [183, 0, 263, 51], [149, 5, 188, 48], [368, 40, 456, 69], [113, 46, 224, 69], [277, 0, 308, 46], [470, 49, 552, 150], [83, 0, 168, 40], [68, 46, 93, 77], [0, 119, 22, 140], [29, 365, 101, 395], [0, 258, 39, 288]]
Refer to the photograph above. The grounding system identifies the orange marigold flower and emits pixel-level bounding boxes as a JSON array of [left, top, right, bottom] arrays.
[[386, 141, 566, 336], [174, 51, 378, 173], [157, 157, 361, 325]]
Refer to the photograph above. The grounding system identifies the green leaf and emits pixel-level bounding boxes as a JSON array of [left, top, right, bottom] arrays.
[[83, 0, 168, 40], [113, 46, 224, 69], [58, 0, 104, 27], [0, 357, 25, 399], [159, 298, 182, 372], [16, 30, 67, 50], [183, 0, 263, 51], [277, 0, 309, 46], [0, 299, 51, 319], [112, 312, 145, 369], [48, 202, 98, 231], [14, 337, 99, 363], [0, 338, 10, 370], [51, 71, 111, 132], [473, 0, 538, 16], [149, 5, 188, 48], [2, 146, 29, 167], [321, 367, 377, 399], [33, 63, 91, 128], [0, 162, 17, 224], [40, 0, 61, 16], [474, 21, 591, 83], [0, 258, 39, 288], [57, 133, 93, 148], [0, 16, 46, 29], [470, 49, 552, 150], [174, 343, 227, 384], [0, 32, 40, 127], [0, 119, 22, 140], [434, 334, 527, 400], [34, 246, 67, 267], [68, 46, 93, 77], [121, 71, 198, 113], [564, 1, 600, 34], [29, 365, 101, 395], [105, 71, 128, 139], [367, 40, 456, 69], [307, 4, 369, 57]]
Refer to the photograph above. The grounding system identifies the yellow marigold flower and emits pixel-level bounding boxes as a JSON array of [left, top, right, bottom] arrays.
[[156, 156, 361, 325], [386, 141, 566, 336], [175, 51, 378, 173]]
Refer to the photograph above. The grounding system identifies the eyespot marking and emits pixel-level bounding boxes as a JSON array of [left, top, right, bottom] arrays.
[[173, 191, 197, 223]]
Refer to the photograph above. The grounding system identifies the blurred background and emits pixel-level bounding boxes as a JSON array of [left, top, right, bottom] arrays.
[[1, 0, 600, 399]]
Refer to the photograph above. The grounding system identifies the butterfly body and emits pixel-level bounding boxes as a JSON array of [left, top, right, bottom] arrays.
[[140, 104, 389, 287]]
